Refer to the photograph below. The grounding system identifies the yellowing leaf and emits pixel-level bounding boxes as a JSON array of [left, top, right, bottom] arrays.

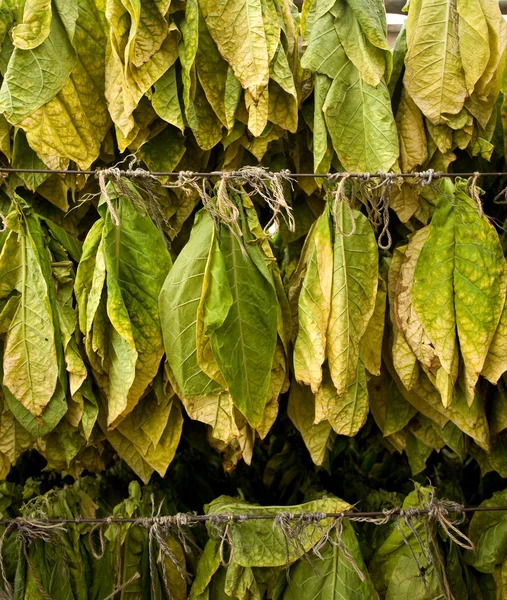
[[327, 202, 378, 396], [483, 282, 507, 384], [287, 381, 335, 465], [389, 246, 420, 390], [404, 0, 467, 124], [12, 0, 52, 49], [0, 9, 76, 124], [396, 88, 428, 172], [456, 0, 490, 94], [245, 88, 269, 136], [199, 0, 272, 101], [475, 0, 507, 97], [315, 360, 369, 437], [323, 61, 399, 172], [294, 209, 333, 392], [395, 227, 440, 378], [19, 0, 110, 169], [334, 0, 387, 87], [412, 180, 506, 405], [361, 275, 386, 376], [0, 227, 58, 416], [184, 392, 239, 445], [152, 65, 185, 131]]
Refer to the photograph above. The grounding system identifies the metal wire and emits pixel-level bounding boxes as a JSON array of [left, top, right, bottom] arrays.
[[0, 505, 505, 527], [0, 167, 506, 178]]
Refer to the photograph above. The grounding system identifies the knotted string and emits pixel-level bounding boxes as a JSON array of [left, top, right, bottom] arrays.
[[330, 173, 356, 237]]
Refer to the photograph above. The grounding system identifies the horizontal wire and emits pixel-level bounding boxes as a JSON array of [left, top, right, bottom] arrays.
[[0, 167, 506, 178], [0, 505, 505, 526]]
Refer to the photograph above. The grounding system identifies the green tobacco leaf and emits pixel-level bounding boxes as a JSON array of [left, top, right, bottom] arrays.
[[198, 232, 231, 387], [301, 10, 344, 80], [283, 525, 379, 600], [137, 126, 186, 173], [74, 218, 104, 337], [385, 556, 441, 600], [206, 496, 351, 567], [152, 65, 185, 131], [209, 218, 278, 427], [302, 5, 397, 171], [41, 217, 82, 263], [313, 74, 333, 174], [0, 224, 58, 416], [160, 210, 223, 399], [2, 375, 66, 437], [405, 429, 432, 475], [100, 181, 172, 424], [11, 128, 50, 191], [323, 60, 399, 172], [483, 277, 507, 384], [404, 0, 467, 124], [468, 489, 507, 573], [327, 202, 378, 396], [384, 382, 417, 437], [199, 0, 274, 101], [370, 485, 439, 597], [315, 360, 369, 437], [412, 179, 506, 404], [0, 9, 76, 124], [288, 379, 335, 466], [0, 395, 32, 478], [361, 275, 386, 376], [294, 209, 333, 393]]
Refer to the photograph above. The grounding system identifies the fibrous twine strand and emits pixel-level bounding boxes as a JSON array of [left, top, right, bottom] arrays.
[[96, 166, 154, 227], [235, 166, 295, 235], [88, 516, 114, 560], [466, 171, 484, 217], [273, 511, 367, 582], [165, 166, 295, 237], [94, 161, 171, 237], [353, 172, 398, 250], [208, 513, 241, 567], [0, 518, 66, 600], [102, 572, 141, 600], [330, 173, 356, 237], [133, 497, 192, 599]]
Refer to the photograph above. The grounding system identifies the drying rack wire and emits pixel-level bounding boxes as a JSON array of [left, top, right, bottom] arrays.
[[0, 167, 507, 178], [1, 504, 507, 527]]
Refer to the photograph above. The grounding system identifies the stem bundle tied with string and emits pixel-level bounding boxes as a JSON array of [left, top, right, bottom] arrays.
[[165, 166, 295, 237], [351, 171, 401, 250], [330, 173, 356, 238], [0, 517, 66, 600], [85, 158, 172, 240]]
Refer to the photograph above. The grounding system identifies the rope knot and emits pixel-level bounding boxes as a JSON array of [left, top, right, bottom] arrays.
[[418, 168, 440, 186]]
